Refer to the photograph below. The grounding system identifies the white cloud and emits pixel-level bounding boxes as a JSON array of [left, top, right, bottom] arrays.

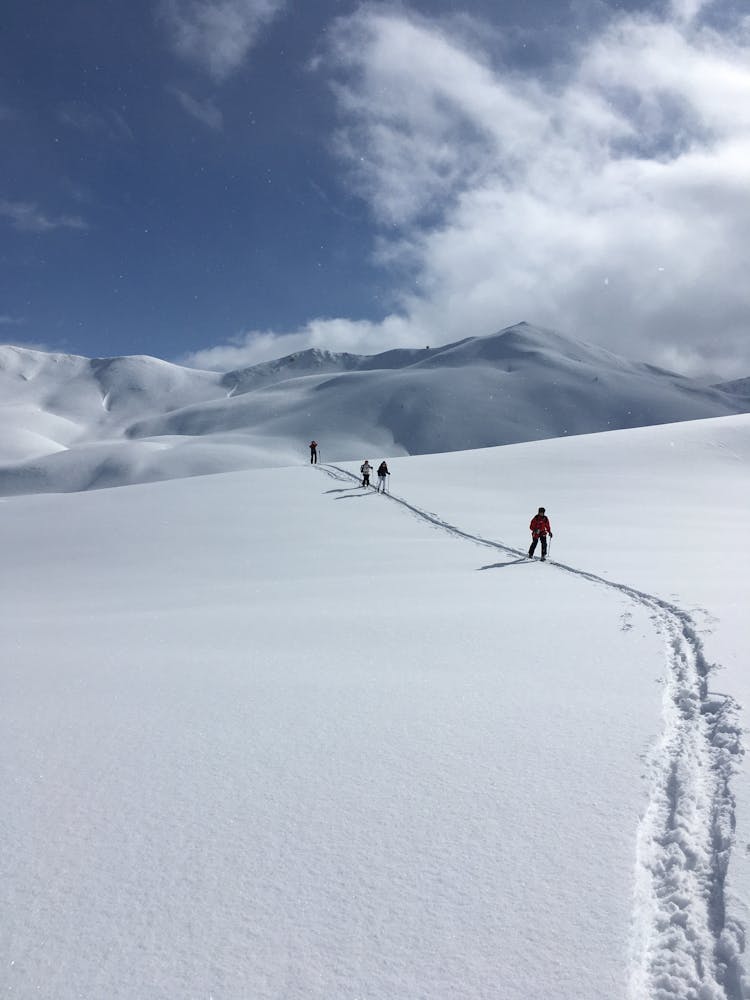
[[321, 4, 750, 377], [168, 86, 224, 129], [0, 200, 89, 234], [184, 315, 416, 370], [192, 3, 750, 378], [670, 0, 711, 25], [326, 9, 553, 228], [158, 0, 286, 80], [57, 103, 134, 142]]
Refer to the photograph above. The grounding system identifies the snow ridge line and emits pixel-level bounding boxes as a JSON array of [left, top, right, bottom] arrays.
[[320, 464, 746, 999]]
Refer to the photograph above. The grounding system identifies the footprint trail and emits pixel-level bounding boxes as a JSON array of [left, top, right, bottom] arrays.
[[320, 463, 746, 999]]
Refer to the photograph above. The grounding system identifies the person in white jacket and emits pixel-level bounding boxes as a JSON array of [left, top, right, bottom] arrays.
[[360, 460, 373, 487]]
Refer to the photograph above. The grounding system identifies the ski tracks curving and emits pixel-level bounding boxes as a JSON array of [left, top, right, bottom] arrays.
[[319, 463, 746, 999]]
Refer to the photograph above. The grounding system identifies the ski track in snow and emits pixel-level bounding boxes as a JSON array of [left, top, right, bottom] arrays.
[[320, 464, 746, 1000]]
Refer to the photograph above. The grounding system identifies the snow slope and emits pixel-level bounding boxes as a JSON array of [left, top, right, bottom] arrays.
[[2, 413, 748, 999], [716, 376, 750, 398], [1, 324, 748, 495], [0, 345, 222, 445]]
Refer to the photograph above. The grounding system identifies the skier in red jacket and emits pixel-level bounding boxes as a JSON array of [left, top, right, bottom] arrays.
[[528, 507, 553, 561]]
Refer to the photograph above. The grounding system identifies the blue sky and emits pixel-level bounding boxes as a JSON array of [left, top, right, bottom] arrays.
[[1, 0, 749, 376]]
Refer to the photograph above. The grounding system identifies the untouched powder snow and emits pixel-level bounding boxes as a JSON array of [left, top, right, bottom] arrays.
[[2, 414, 749, 999]]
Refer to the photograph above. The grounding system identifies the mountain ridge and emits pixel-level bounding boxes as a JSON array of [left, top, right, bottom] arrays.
[[1, 323, 748, 495]]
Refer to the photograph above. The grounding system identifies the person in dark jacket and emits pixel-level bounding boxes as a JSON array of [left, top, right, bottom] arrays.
[[528, 507, 553, 560], [309, 440, 318, 464], [376, 461, 390, 493]]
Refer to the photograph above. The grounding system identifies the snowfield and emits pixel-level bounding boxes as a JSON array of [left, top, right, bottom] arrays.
[[2, 411, 749, 999]]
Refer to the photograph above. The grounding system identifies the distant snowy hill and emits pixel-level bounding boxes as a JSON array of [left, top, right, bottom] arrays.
[[714, 375, 750, 397], [0, 345, 221, 459], [1, 324, 748, 495]]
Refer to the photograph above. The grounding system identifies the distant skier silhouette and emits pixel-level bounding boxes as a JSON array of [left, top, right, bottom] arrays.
[[309, 440, 318, 464], [377, 461, 390, 493], [528, 507, 553, 560], [360, 460, 373, 487]]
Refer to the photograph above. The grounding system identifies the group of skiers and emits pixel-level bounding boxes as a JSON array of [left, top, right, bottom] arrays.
[[309, 440, 552, 558], [360, 460, 390, 493], [311, 441, 389, 493]]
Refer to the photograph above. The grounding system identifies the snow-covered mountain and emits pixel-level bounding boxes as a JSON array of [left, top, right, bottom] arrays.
[[1, 323, 747, 495], [714, 375, 750, 397], [0, 346, 222, 459], [148, 323, 744, 453]]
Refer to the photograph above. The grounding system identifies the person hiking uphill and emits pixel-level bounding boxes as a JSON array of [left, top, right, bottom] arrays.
[[376, 461, 390, 493], [360, 460, 373, 487], [528, 507, 553, 560], [309, 440, 318, 464]]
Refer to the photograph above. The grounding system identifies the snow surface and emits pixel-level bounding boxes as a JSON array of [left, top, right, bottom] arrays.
[[1, 324, 748, 496], [2, 411, 749, 999]]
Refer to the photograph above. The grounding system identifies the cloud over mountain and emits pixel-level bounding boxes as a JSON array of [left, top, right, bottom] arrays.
[[189, 1, 750, 379]]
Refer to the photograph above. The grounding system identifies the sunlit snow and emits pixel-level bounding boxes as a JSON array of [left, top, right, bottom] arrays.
[[1, 328, 749, 999]]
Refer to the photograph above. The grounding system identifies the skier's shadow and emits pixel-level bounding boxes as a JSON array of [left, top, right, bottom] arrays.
[[478, 557, 528, 570], [324, 486, 361, 494]]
